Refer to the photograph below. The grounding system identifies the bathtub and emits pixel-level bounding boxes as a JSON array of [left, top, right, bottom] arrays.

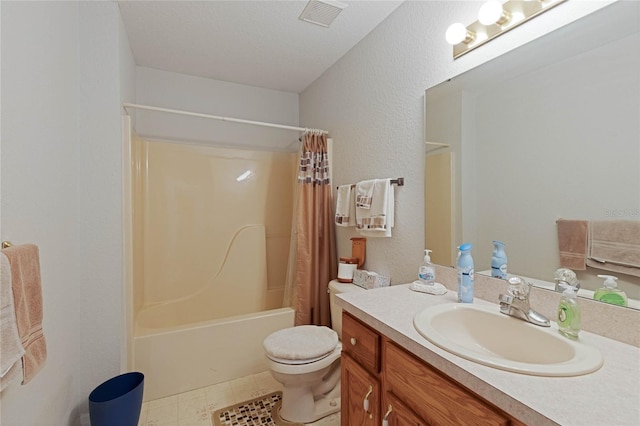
[[134, 307, 294, 401], [129, 140, 298, 401], [132, 226, 295, 400]]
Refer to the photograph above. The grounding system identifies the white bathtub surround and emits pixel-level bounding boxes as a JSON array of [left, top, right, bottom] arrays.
[[130, 138, 296, 309], [336, 283, 640, 425], [129, 136, 298, 401], [134, 225, 278, 331]]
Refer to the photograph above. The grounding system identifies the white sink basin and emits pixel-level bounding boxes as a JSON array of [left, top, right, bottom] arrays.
[[414, 303, 603, 376]]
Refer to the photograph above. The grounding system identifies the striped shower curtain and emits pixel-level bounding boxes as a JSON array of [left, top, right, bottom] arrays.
[[293, 132, 336, 326]]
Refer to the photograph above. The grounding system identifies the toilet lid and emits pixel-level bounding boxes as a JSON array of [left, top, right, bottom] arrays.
[[264, 325, 338, 363]]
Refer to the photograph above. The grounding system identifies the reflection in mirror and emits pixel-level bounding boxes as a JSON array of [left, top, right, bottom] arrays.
[[425, 1, 640, 309]]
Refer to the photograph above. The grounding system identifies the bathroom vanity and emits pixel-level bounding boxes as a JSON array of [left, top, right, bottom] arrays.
[[341, 311, 523, 425], [337, 284, 640, 425]]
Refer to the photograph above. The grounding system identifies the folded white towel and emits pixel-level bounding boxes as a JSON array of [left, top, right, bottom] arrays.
[[335, 185, 356, 227], [356, 179, 394, 238], [1, 253, 25, 391], [355, 179, 375, 209]]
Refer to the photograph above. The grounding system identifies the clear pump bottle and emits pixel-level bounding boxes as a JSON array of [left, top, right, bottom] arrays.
[[418, 249, 436, 285], [594, 275, 628, 307], [558, 287, 581, 340]]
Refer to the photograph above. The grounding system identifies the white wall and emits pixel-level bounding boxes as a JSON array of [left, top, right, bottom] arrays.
[[77, 2, 136, 424], [135, 67, 300, 151], [1, 2, 135, 425], [300, 0, 615, 284], [1, 2, 80, 424]]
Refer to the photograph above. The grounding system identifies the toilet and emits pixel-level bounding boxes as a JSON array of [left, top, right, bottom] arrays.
[[263, 280, 364, 423]]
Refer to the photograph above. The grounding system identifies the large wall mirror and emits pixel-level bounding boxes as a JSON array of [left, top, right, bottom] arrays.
[[425, 1, 639, 310]]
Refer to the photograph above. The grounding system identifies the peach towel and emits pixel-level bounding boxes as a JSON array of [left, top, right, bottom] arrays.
[[556, 219, 588, 270], [587, 220, 640, 277], [3, 244, 47, 384], [1, 253, 25, 391]]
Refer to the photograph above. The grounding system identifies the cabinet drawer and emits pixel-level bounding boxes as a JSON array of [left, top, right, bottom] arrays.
[[342, 312, 380, 374], [384, 340, 510, 426]]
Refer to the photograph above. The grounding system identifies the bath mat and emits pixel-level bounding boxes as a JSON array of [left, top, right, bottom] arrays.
[[211, 391, 302, 426]]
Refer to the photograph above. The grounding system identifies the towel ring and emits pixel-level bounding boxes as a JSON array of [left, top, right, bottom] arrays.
[[2, 241, 13, 249]]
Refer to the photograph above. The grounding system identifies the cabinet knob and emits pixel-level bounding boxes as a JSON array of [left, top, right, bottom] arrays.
[[350, 337, 357, 346]]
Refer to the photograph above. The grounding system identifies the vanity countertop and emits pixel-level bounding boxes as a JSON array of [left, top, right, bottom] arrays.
[[337, 283, 640, 426]]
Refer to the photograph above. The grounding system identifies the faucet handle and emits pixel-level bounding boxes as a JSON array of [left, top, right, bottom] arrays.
[[498, 293, 513, 314], [507, 276, 531, 299], [499, 293, 513, 304]]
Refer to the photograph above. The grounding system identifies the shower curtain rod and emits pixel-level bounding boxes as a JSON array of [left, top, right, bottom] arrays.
[[122, 103, 328, 135]]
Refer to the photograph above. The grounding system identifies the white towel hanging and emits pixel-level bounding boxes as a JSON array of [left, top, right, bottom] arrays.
[[356, 179, 394, 238]]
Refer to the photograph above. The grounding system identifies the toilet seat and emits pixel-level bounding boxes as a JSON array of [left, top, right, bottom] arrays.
[[267, 344, 342, 375], [263, 325, 338, 364], [266, 351, 331, 365]]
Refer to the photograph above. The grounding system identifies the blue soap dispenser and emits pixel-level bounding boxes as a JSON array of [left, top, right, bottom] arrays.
[[457, 243, 474, 303], [491, 240, 508, 279]]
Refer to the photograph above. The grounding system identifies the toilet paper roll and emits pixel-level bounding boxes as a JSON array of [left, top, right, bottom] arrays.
[[337, 263, 357, 283]]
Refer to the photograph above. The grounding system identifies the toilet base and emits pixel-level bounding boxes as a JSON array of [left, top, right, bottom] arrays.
[[273, 358, 342, 424], [279, 380, 341, 424]]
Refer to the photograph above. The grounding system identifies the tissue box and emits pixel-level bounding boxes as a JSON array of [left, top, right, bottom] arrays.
[[352, 269, 390, 289]]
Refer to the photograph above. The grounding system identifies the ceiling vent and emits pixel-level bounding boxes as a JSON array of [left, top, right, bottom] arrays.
[[299, 0, 348, 28]]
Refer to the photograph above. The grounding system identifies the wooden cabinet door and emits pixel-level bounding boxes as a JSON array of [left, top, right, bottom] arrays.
[[342, 352, 380, 426], [383, 391, 427, 426], [384, 341, 510, 426]]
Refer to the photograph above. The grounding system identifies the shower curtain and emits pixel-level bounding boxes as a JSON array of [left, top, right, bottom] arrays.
[[290, 131, 336, 326]]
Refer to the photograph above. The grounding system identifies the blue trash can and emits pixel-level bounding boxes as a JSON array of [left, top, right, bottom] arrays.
[[88, 372, 144, 426]]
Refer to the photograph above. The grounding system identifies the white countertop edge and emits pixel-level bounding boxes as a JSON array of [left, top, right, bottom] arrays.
[[337, 283, 640, 426]]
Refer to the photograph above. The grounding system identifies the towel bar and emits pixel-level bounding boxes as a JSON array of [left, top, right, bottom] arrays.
[[336, 177, 404, 190]]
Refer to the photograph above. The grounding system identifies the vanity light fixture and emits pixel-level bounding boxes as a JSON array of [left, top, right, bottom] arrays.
[[478, 0, 511, 26], [446, 0, 567, 59], [445, 23, 476, 45]]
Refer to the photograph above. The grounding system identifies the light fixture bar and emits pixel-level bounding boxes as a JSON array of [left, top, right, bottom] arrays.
[[452, 0, 567, 59]]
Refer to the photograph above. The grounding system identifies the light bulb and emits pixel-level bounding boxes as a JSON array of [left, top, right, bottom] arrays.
[[445, 23, 468, 45], [478, 1, 510, 26]]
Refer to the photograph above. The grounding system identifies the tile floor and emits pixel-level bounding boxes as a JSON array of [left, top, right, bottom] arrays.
[[137, 371, 340, 426]]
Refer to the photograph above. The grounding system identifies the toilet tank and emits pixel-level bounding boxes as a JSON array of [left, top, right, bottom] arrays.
[[328, 280, 365, 340]]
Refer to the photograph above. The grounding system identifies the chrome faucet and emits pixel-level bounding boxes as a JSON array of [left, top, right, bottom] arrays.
[[553, 268, 580, 293], [499, 276, 550, 327]]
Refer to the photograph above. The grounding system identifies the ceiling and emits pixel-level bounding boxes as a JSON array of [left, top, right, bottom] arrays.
[[117, 1, 404, 94]]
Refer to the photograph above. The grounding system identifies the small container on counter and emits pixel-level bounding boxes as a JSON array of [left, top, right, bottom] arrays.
[[337, 257, 358, 283]]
